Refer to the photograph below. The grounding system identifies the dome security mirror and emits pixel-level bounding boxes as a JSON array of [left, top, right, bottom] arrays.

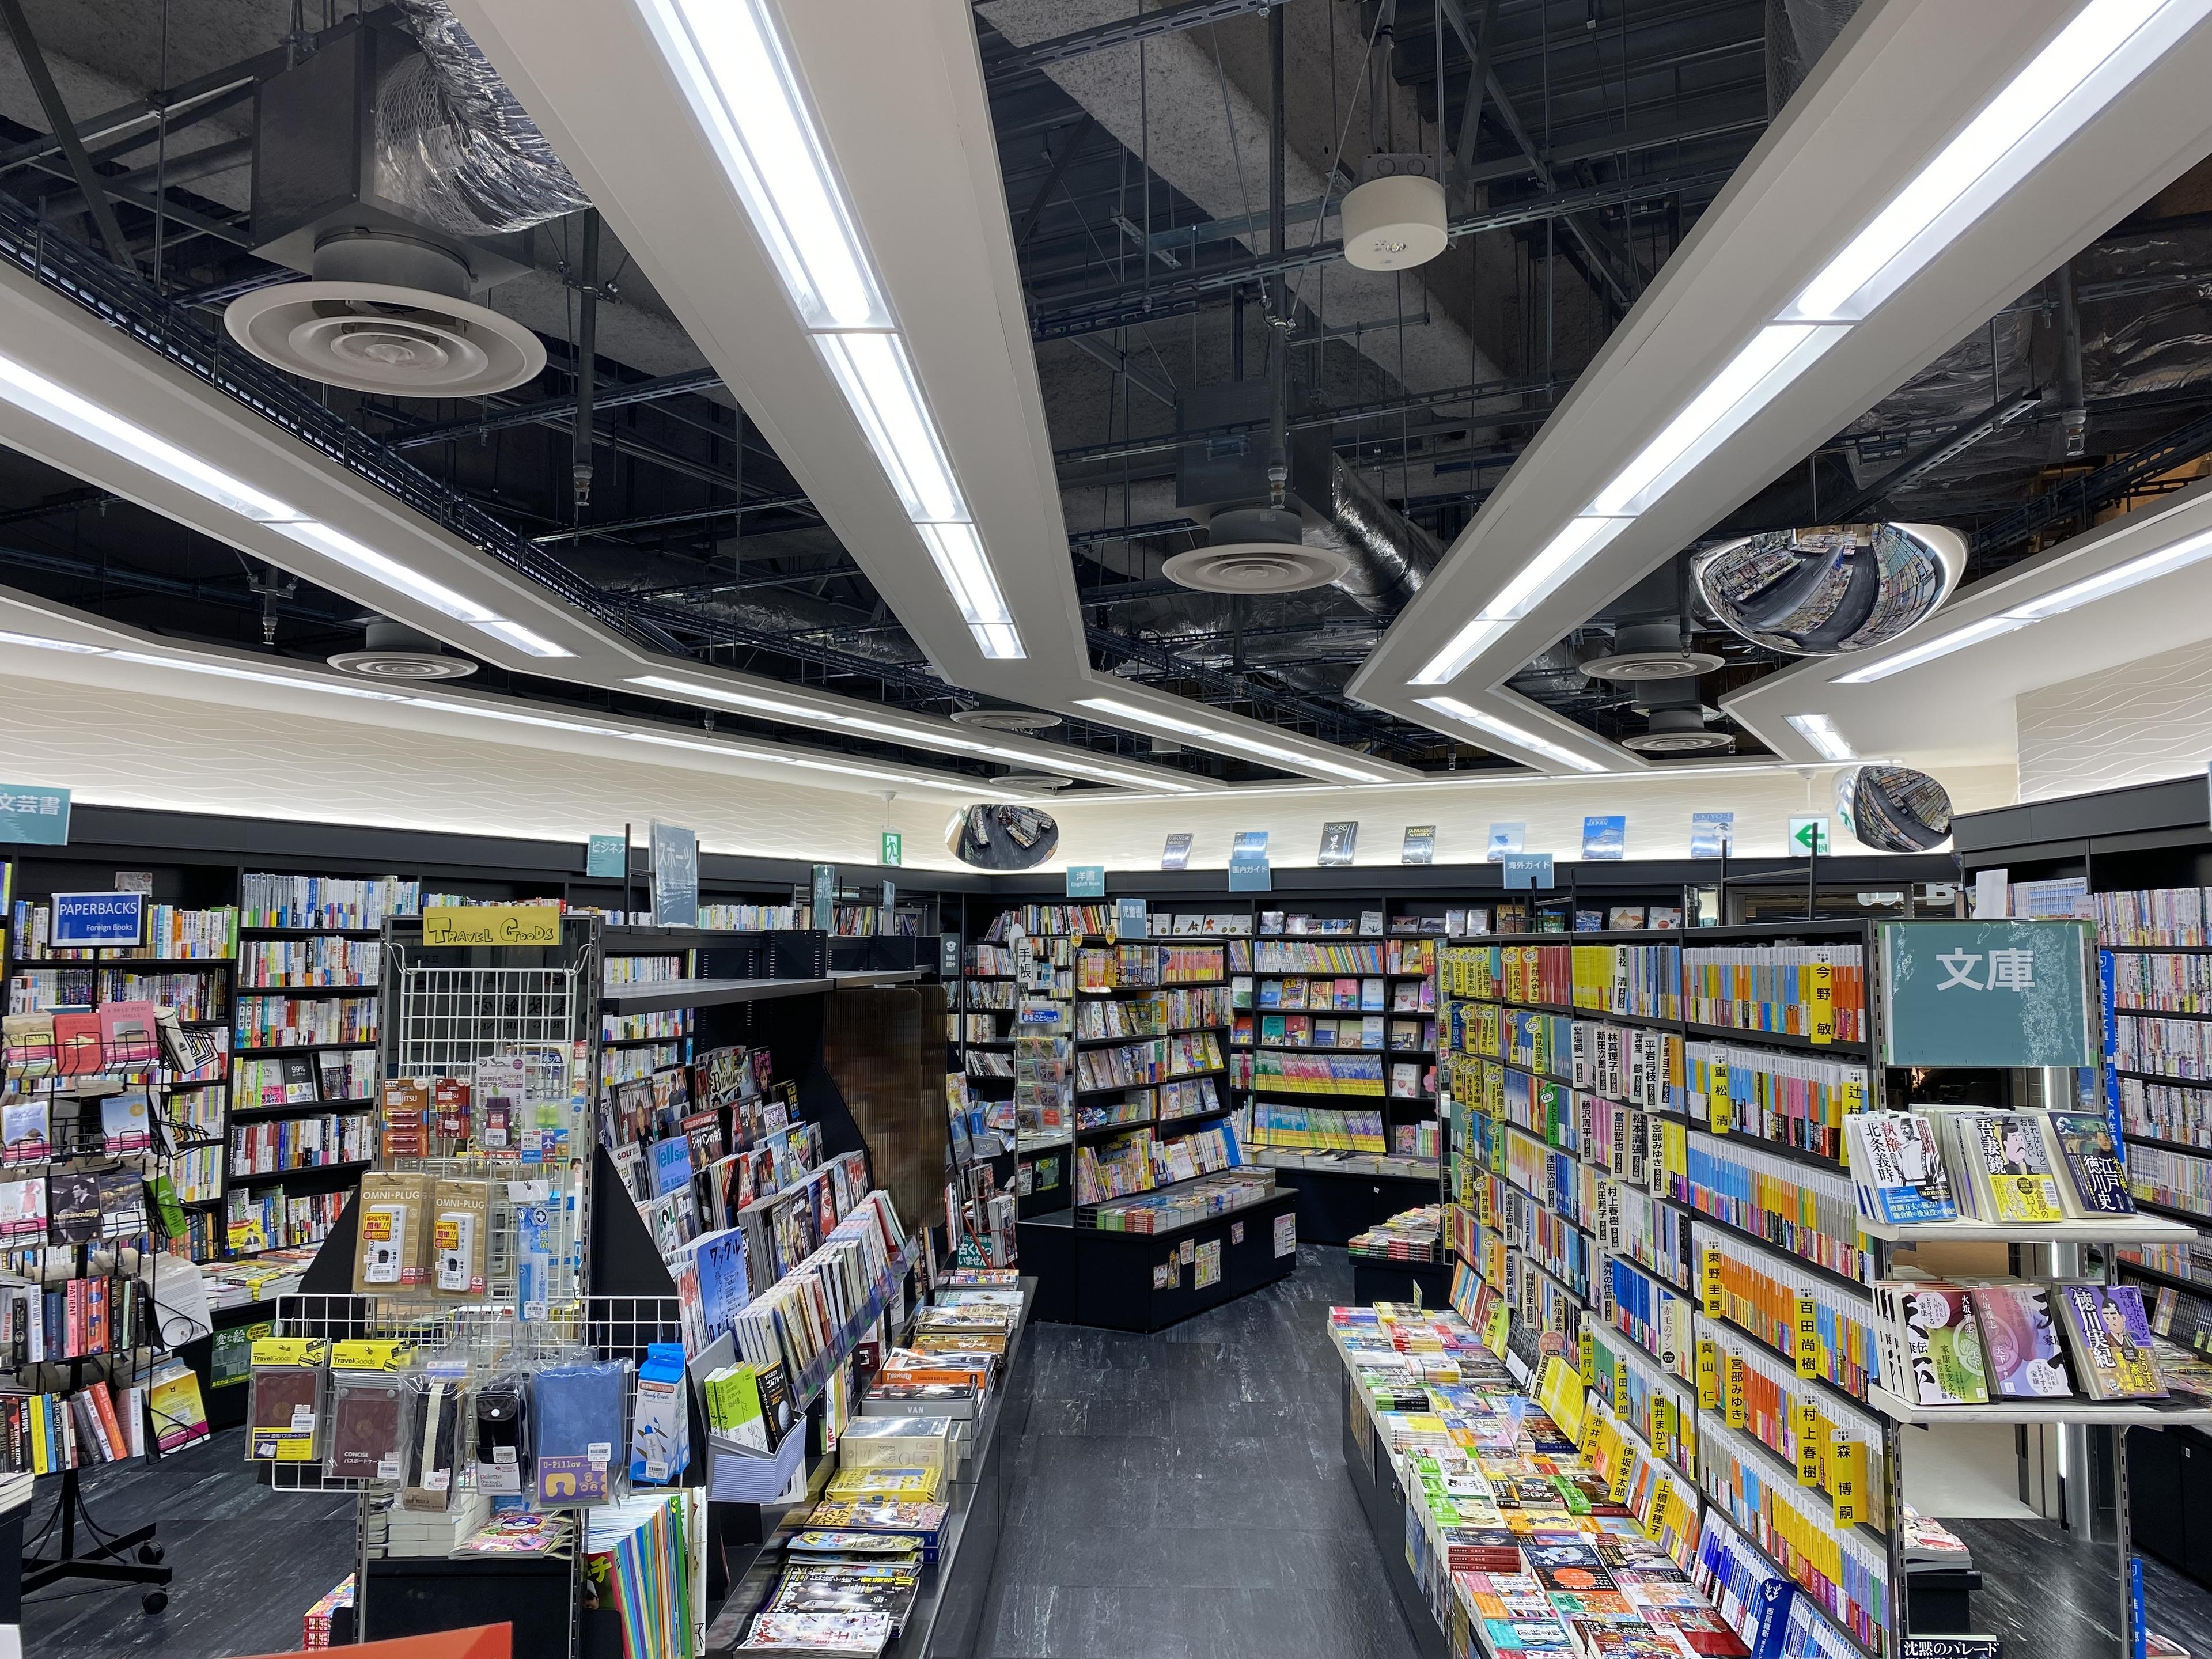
[[1694, 523, 1965, 657], [945, 804, 1060, 870]]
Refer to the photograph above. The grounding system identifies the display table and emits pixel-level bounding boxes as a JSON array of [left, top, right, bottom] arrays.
[[1018, 1185, 1299, 1331]]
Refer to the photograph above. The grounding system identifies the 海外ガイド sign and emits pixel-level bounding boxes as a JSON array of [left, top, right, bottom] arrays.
[[0, 784, 69, 845], [1065, 865, 1106, 898], [51, 890, 142, 947], [1502, 853, 1554, 891], [1879, 919, 2096, 1068]]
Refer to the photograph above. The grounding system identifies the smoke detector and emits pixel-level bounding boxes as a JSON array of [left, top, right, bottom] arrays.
[[1578, 622, 1725, 681], [226, 231, 546, 398], [327, 619, 478, 681], [997, 771, 1074, 791], [1162, 507, 1351, 594], [1342, 154, 1448, 272], [949, 707, 1063, 733]]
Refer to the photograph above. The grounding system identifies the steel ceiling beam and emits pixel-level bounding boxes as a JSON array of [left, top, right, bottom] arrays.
[[0, 0, 133, 267], [529, 491, 815, 546], [390, 369, 725, 449], [1970, 403, 2212, 560], [1816, 391, 2043, 524]]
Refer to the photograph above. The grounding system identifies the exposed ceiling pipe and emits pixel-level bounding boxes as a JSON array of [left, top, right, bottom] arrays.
[[1308, 451, 1443, 614]]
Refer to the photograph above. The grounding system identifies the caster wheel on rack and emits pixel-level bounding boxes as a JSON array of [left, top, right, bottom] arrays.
[[138, 1543, 164, 1565], [142, 1591, 168, 1615]]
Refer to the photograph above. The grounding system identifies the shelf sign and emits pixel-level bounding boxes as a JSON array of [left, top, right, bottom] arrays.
[[1065, 865, 1105, 898], [0, 783, 69, 845], [1116, 897, 1148, 940], [1227, 850, 1271, 892], [1502, 853, 1553, 891], [812, 864, 835, 929], [1830, 1438, 1865, 1528], [649, 821, 699, 928], [51, 890, 141, 947], [1878, 919, 2096, 1067], [880, 831, 902, 868], [585, 834, 626, 878], [423, 904, 561, 948]]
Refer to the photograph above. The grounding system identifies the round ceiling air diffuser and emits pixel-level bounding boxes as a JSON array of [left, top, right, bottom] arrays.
[[948, 708, 1064, 733], [327, 620, 478, 681], [228, 281, 547, 398], [1620, 709, 1736, 755], [1578, 622, 1725, 681], [1162, 506, 1350, 594], [995, 771, 1075, 792]]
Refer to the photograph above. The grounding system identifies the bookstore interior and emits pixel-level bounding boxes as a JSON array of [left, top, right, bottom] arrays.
[[19, 4, 2212, 1659]]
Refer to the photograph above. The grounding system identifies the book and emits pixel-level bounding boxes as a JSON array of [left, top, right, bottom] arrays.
[[1876, 1281, 1990, 1406], [737, 1611, 894, 1654], [2054, 1283, 2165, 1401], [1844, 1112, 1957, 1224], [1969, 1284, 2071, 1399], [1964, 1113, 2065, 1224], [2042, 1112, 2134, 1217]]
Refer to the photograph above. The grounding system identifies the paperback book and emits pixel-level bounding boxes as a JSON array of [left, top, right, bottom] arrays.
[[2054, 1283, 2165, 1401]]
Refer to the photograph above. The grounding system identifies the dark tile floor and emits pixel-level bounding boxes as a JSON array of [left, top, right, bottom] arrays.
[[20, 1431, 357, 1658], [971, 1243, 1421, 1659], [25, 1248, 2212, 1658]]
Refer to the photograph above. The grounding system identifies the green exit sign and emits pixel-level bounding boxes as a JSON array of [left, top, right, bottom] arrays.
[[880, 831, 902, 867]]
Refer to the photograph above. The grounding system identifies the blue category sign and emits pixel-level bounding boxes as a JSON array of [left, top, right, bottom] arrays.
[[1879, 919, 2097, 1068], [1502, 853, 1554, 891], [585, 834, 627, 878], [0, 784, 69, 845], [649, 821, 699, 927], [1116, 897, 1148, 940], [1065, 865, 1107, 899], [51, 890, 143, 948], [811, 865, 835, 930], [1228, 851, 1272, 892]]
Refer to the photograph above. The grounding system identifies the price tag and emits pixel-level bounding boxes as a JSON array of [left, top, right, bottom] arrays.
[[1795, 1295, 1822, 1381], [1725, 1354, 1748, 1429], [1809, 960, 1834, 1046], [1580, 1327, 1596, 1385], [1708, 1059, 1730, 1134], [1831, 1437, 1866, 1527], [1795, 1397, 1824, 1487], [1696, 1338, 1721, 1410], [1700, 1247, 1725, 1317]]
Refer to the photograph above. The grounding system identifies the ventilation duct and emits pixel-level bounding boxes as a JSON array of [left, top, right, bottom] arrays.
[[229, 5, 588, 396]]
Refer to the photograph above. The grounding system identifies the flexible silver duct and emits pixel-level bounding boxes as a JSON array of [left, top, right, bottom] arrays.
[[1306, 453, 1444, 615], [377, 0, 592, 237]]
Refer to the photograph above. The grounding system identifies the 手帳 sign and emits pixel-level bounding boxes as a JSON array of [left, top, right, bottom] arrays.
[[1879, 919, 2096, 1068], [422, 904, 563, 948]]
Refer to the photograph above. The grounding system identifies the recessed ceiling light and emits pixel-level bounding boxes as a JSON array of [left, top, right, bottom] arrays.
[[1415, 696, 1608, 773], [469, 619, 573, 658], [1074, 696, 1388, 783], [1784, 711, 1856, 762]]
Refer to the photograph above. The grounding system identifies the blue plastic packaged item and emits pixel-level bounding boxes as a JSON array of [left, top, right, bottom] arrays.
[[629, 1342, 690, 1487], [532, 1358, 630, 1505]]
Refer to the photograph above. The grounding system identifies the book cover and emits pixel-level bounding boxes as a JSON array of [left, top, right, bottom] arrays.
[[1850, 1112, 1956, 1224], [1970, 1284, 2071, 1399], [2044, 1112, 2134, 1216], [48, 1168, 103, 1243], [1893, 1284, 1991, 1405], [2055, 1283, 2166, 1400], [1970, 1114, 2065, 1224]]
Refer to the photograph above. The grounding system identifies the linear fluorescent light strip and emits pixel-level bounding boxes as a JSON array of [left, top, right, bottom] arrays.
[[1415, 696, 1608, 773], [625, 673, 1196, 791], [637, 0, 1023, 661], [0, 350, 573, 657], [1784, 711, 1856, 762], [1412, 0, 2209, 694], [2, 631, 978, 792], [1836, 522, 2212, 683], [1075, 696, 1388, 783]]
